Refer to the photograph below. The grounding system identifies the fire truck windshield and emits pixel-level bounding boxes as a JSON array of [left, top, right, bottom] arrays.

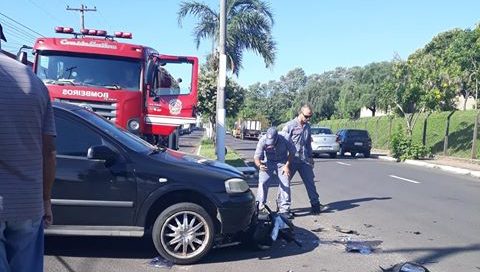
[[36, 53, 141, 91]]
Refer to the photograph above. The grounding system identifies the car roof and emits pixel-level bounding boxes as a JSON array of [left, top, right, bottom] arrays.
[[311, 126, 331, 129]]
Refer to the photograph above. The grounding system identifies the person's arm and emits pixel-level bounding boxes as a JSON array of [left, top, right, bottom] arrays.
[[282, 138, 295, 178], [41, 84, 56, 228], [254, 157, 268, 171], [305, 125, 314, 166], [254, 137, 267, 171], [43, 134, 56, 228]]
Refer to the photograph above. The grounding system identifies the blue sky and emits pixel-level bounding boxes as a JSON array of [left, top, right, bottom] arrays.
[[1, 0, 479, 87]]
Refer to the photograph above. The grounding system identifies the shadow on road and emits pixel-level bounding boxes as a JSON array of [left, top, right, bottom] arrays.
[[381, 243, 480, 267], [179, 144, 195, 148], [45, 236, 156, 259], [200, 226, 319, 264], [291, 197, 392, 217], [324, 197, 392, 213], [45, 226, 319, 265], [234, 148, 257, 152]]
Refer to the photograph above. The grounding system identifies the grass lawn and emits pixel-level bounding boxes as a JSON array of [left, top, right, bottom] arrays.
[[199, 139, 246, 167]]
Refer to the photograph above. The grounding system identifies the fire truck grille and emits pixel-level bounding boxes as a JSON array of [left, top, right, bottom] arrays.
[[55, 99, 117, 121]]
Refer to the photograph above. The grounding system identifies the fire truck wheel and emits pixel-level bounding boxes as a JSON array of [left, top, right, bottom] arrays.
[[152, 203, 214, 264]]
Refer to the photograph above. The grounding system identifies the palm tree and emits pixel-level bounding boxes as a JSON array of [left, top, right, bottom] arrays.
[[177, 0, 276, 75]]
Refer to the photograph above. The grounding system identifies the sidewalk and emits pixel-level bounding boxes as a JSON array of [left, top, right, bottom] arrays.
[[374, 149, 480, 179]]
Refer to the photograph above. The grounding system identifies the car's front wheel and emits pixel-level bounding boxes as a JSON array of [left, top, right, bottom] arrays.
[[152, 203, 214, 264]]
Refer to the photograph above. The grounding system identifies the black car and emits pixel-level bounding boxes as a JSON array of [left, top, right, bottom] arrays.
[[48, 102, 255, 264], [336, 129, 372, 158]]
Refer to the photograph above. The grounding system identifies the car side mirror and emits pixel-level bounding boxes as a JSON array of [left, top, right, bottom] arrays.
[[87, 145, 117, 165]]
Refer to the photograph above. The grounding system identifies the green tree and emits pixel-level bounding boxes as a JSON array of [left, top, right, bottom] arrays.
[[300, 81, 339, 121], [333, 66, 364, 119], [446, 28, 480, 109], [197, 67, 245, 133], [177, 0, 276, 75], [336, 80, 362, 119], [359, 62, 393, 116]]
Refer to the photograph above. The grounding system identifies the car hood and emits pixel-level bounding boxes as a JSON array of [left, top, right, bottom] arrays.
[[150, 148, 244, 179]]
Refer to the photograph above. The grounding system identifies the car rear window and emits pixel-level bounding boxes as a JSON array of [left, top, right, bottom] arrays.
[[347, 130, 369, 137], [311, 128, 333, 135]]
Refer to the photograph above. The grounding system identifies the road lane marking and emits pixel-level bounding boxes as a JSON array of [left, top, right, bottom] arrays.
[[389, 175, 420, 184], [336, 162, 351, 166]]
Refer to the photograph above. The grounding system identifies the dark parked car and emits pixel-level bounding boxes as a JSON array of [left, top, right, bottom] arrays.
[[48, 102, 255, 264], [336, 129, 372, 158]]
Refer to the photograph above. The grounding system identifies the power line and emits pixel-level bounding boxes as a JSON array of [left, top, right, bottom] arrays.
[[0, 22, 38, 41], [0, 19, 39, 40], [0, 12, 44, 37], [2, 28, 35, 42], [2, 33, 33, 46], [27, 0, 63, 24]]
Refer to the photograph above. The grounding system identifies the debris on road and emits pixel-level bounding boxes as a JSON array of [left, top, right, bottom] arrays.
[[333, 225, 360, 235], [380, 262, 431, 272], [311, 227, 325, 232], [344, 240, 383, 254], [149, 256, 173, 269]]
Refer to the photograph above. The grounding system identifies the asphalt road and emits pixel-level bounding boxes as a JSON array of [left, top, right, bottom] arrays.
[[226, 135, 480, 272], [44, 132, 480, 272]]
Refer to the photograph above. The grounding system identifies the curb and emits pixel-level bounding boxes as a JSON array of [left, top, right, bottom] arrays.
[[378, 155, 480, 179]]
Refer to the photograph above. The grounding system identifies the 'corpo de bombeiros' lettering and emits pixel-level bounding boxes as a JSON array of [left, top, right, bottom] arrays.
[[62, 89, 109, 100]]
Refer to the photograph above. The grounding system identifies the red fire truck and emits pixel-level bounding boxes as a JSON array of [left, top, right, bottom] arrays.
[[28, 26, 198, 149]]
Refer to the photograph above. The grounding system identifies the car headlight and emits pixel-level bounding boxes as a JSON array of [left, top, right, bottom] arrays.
[[224, 178, 249, 194], [127, 118, 140, 132]]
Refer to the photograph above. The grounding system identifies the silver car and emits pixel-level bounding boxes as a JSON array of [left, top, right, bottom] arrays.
[[311, 127, 339, 158]]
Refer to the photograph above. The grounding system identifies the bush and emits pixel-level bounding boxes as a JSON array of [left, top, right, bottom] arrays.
[[201, 138, 214, 145], [390, 127, 430, 161]]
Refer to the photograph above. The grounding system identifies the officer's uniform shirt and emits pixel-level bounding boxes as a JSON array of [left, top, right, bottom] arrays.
[[254, 134, 296, 165]]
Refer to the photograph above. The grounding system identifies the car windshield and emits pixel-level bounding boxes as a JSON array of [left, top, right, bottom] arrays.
[[311, 128, 333, 135], [348, 130, 369, 137], [36, 52, 141, 90], [74, 107, 156, 153]]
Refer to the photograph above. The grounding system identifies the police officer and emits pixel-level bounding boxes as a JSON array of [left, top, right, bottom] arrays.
[[254, 127, 296, 219], [282, 104, 325, 215]]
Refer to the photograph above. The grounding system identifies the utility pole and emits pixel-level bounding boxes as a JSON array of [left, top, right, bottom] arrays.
[[66, 4, 97, 29], [215, 0, 227, 162]]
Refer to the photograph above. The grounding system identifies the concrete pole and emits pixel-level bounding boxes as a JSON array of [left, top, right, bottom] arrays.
[[215, 0, 227, 162]]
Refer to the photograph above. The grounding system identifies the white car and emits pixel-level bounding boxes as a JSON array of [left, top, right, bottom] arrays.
[[311, 127, 339, 158]]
